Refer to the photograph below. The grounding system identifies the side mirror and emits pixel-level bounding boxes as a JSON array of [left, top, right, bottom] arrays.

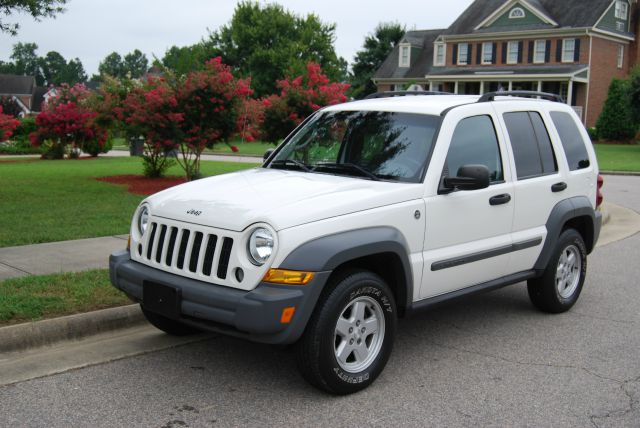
[[440, 164, 491, 193], [263, 148, 275, 162]]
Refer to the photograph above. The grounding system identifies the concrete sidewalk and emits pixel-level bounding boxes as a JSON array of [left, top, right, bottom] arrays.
[[0, 202, 639, 282]]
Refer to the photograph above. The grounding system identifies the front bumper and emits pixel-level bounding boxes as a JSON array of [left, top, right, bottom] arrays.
[[109, 250, 329, 344]]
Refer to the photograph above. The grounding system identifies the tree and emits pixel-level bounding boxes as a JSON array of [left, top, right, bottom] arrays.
[[123, 49, 149, 78], [349, 23, 405, 99], [0, 106, 20, 141], [262, 62, 349, 143], [98, 52, 124, 79], [629, 66, 640, 125], [160, 44, 212, 76], [206, 1, 346, 97], [10, 42, 44, 84], [0, 0, 67, 35], [596, 78, 636, 141]]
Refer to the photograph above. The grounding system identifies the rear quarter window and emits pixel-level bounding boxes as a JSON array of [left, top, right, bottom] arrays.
[[549, 111, 590, 171]]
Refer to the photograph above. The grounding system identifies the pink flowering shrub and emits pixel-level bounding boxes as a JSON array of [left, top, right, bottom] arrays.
[[0, 106, 20, 142]]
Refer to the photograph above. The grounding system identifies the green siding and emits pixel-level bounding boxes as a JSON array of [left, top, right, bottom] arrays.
[[485, 3, 547, 28], [596, 1, 630, 34]]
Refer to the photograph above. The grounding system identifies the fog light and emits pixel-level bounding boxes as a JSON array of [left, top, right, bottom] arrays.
[[235, 267, 244, 283]]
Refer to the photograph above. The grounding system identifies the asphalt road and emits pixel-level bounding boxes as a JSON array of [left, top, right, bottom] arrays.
[[1, 175, 638, 428]]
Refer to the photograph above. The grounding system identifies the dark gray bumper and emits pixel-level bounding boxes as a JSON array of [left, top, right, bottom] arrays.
[[109, 251, 329, 344], [593, 209, 603, 251]]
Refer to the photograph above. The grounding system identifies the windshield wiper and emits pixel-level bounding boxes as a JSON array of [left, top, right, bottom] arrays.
[[315, 162, 380, 181], [270, 159, 311, 172]]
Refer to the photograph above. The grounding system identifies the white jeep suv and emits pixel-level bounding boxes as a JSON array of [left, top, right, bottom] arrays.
[[110, 91, 603, 395]]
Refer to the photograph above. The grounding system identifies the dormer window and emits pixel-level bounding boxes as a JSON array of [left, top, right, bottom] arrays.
[[509, 7, 526, 19], [615, 1, 628, 20], [434, 43, 445, 66], [399, 44, 410, 68]]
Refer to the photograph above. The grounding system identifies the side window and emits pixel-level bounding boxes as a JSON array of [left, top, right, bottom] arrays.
[[446, 115, 504, 183], [550, 111, 590, 171], [503, 111, 558, 179]]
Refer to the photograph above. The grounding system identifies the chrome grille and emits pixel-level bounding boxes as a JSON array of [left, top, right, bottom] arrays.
[[138, 221, 234, 281]]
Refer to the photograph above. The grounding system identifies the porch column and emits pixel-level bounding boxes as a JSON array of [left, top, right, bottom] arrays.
[[454, 81, 459, 94], [537, 81, 542, 92], [567, 80, 574, 106], [508, 81, 513, 91], [479, 81, 485, 94], [429, 81, 434, 91]]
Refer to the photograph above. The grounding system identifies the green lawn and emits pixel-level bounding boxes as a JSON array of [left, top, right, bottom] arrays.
[[594, 143, 640, 172], [0, 157, 255, 247], [0, 269, 130, 326], [111, 140, 277, 157]]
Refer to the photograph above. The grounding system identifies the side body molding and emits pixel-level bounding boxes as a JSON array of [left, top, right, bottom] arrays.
[[534, 196, 602, 271], [280, 227, 414, 310]]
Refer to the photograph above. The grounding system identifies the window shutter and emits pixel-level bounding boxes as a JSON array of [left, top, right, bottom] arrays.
[[476, 43, 482, 64], [502, 42, 508, 64], [518, 41, 523, 63], [453, 44, 458, 65], [545, 40, 551, 62], [528, 41, 534, 63], [574, 39, 581, 62], [492, 43, 497, 64], [556, 40, 562, 62], [467, 44, 473, 64]]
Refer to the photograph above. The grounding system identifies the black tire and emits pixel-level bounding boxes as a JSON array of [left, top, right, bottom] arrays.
[[141, 305, 200, 336], [527, 228, 587, 313], [296, 270, 397, 395]]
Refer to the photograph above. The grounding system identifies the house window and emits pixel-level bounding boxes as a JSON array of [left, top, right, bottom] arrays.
[[399, 44, 410, 67], [458, 43, 469, 65], [507, 41, 519, 64], [534, 40, 546, 63], [615, 1, 628, 20], [616, 21, 626, 32], [618, 45, 624, 68], [482, 42, 493, 64], [509, 7, 526, 19], [562, 39, 576, 62], [434, 43, 445, 66]]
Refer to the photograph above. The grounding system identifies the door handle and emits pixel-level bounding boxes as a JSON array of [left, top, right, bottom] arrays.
[[551, 182, 567, 192], [489, 193, 511, 206]]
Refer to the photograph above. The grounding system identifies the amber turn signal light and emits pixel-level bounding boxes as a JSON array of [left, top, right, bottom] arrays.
[[280, 306, 296, 324], [262, 269, 315, 285]]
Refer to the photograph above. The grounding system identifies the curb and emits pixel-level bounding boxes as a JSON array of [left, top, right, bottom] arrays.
[[0, 304, 145, 354], [601, 171, 640, 176]]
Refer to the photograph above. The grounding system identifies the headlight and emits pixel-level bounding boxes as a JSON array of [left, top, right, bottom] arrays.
[[137, 206, 150, 235], [248, 227, 274, 265]]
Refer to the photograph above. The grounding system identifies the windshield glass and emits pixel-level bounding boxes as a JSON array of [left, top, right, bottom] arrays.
[[267, 110, 441, 183]]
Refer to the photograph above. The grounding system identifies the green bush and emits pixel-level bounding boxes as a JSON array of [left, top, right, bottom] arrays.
[[596, 78, 636, 141], [0, 117, 41, 154], [82, 138, 113, 157], [587, 127, 599, 141]]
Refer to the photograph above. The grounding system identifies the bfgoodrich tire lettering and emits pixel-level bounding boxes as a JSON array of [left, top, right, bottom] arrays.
[[296, 270, 397, 395], [527, 228, 587, 313]]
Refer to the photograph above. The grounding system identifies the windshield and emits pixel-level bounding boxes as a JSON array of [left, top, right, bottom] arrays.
[[267, 110, 441, 183]]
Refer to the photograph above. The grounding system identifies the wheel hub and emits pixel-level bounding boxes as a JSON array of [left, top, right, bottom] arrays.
[[555, 244, 581, 299]]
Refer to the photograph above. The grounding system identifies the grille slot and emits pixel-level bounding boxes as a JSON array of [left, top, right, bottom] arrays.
[[139, 220, 235, 282]]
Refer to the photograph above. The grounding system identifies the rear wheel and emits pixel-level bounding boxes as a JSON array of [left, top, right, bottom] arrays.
[[527, 228, 587, 313], [296, 270, 397, 395], [141, 305, 200, 336]]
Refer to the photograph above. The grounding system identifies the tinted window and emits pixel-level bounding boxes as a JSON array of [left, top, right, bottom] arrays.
[[270, 111, 441, 183], [550, 111, 590, 171], [503, 111, 557, 179], [446, 115, 503, 183]]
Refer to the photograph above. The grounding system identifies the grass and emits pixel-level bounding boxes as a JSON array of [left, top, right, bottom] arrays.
[[0, 269, 130, 326], [110, 139, 277, 157], [0, 157, 255, 247], [594, 143, 640, 172]]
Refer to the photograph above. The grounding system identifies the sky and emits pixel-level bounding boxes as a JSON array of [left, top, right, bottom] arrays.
[[0, 0, 474, 76]]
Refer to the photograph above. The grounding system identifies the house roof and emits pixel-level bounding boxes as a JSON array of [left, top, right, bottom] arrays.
[[428, 64, 589, 77], [445, 0, 614, 35], [0, 74, 36, 95], [31, 87, 49, 113], [374, 29, 444, 80]]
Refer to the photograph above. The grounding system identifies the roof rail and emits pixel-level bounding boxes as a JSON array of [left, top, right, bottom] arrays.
[[364, 90, 452, 100], [478, 90, 564, 103]]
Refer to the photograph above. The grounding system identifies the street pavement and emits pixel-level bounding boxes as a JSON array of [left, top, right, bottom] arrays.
[[0, 175, 638, 427]]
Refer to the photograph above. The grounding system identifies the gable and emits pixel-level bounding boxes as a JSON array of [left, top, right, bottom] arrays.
[[485, 3, 549, 28], [596, 0, 631, 34]]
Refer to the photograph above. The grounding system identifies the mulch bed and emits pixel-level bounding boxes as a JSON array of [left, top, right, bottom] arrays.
[[96, 175, 186, 195]]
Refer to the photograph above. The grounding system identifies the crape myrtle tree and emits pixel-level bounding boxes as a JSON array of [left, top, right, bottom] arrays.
[[0, 106, 20, 141], [0, 0, 67, 35], [29, 84, 107, 158], [174, 57, 253, 180], [262, 62, 349, 143]]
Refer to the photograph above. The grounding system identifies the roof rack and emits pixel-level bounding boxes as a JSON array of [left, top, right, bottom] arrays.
[[478, 90, 564, 103], [364, 90, 452, 100]]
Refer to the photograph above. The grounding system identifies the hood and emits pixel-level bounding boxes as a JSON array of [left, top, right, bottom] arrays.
[[145, 168, 424, 231]]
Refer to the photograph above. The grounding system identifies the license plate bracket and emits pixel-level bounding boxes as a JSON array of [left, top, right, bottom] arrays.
[[143, 281, 181, 320]]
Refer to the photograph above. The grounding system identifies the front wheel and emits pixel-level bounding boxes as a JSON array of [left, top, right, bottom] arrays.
[[527, 228, 587, 313], [296, 270, 397, 395]]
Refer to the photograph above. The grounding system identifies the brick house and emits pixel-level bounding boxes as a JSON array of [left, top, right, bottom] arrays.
[[0, 74, 49, 115], [374, 0, 638, 127]]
